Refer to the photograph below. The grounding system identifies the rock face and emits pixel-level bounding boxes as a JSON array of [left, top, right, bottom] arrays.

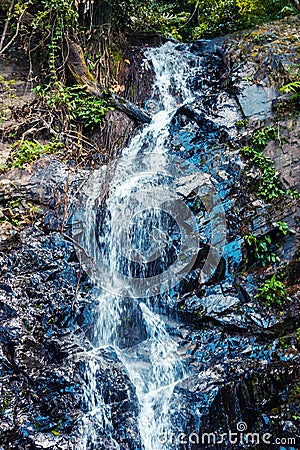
[[0, 19, 300, 450], [167, 18, 300, 448], [237, 82, 277, 119], [0, 227, 142, 449], [0, 34, 153, 447], [0, 228, 83, 449], [76, 348, 142, 450]]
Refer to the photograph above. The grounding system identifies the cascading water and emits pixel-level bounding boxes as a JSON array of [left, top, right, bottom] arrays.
[[75, 41, 221, 449]]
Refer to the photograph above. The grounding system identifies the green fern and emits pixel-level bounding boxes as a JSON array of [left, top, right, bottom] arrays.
[[280, 81, 300, 101]]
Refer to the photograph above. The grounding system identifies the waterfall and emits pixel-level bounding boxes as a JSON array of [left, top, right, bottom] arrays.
[[74, 41, 225, 449]]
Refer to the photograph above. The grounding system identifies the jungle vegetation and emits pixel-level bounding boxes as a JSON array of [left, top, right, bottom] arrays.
[[0, 0, 299, 168]]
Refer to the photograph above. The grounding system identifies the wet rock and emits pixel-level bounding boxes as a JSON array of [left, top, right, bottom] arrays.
[[76, 348, 142, 449], [0, 299, 16, 317], [182, 295, 203, 315], [199, 293, 240, 315], [175, 105, 206, 126], [190, 38, 224, 57], [170, 353, 300, 449], [117, 299, 148, 349], [237, 82, 278, 119], [0, 227, 91, 448]]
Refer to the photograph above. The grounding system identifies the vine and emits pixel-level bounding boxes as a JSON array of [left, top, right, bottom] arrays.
[[240, 126, 299, 201]]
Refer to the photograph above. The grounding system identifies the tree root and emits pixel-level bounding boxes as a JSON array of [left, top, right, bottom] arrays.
[[66, 39, 152, 124]]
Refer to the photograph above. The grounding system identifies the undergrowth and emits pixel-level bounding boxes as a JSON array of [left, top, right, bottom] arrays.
[[0, 139, 63, 171], [34, 83, 113, 129]]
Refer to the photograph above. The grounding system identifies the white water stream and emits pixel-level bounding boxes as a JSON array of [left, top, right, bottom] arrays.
[[78, 41, 204, 450]]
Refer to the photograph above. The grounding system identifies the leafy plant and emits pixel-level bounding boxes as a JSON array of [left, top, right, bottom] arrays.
[[35, 83, 113, 128], [0, 75, 16, 123], [236, 0, 266, 25], [5, 139, 63, 170], [0, 197, 40, 228], [286, 188, 300, 199], [243, 222, 295, 267], [244, 233, 280, 266], [29, 0, 78, 80], [240, 123, 300, 202], [235, 118, 249, 129], [241, 145, 284, 201], [251, 126, 277, 149], [280, 80, 300, 102], [275, 221, 296, 235], [255, 274, 287, 306]]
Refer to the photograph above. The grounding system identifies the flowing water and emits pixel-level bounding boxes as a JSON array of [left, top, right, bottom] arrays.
[[77, 41, 212, 449]]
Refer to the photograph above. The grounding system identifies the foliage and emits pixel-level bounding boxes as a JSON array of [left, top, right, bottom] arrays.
[[241, 145, 284, 201], [275, 220, 296, 235], [2, 139, 63, 170], [182, 0, 292, 39], [21, 0, 291, 42], [0, 75, 16, 123], [286, 188, 300, 199], [255, 274, 287, 306], [0, 0, 297, 50], [235, 118, 249, 129], [131, 5, 190, 40], [280, 80, 300, 103], [30, 0, 78, 80], [243, 220, 295, 267], [191, 0, 241, 39], [35, 83, 113, 128], [0, 0, 78, 79], [0, 196, 42, 227], [240, 125, 300, 201], [244, 233, 280, 266], [236, 0, 266, 25], [251, 126, 277, 149]]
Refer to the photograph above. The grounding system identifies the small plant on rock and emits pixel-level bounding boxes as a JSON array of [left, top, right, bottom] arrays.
[[3, 139, 63, 170], [280, 80, 300, 103], [255, 274, 287, 307], [244, 233, 280, 266], [251, 126, 277, 149], [235, 118, 249, 129], [35, 83, 113, 129], [241, 145, 284, 201]]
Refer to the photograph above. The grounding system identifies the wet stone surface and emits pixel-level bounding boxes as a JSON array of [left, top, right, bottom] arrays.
[[0, 228, 141, 449], [0, 20, 300, 450]]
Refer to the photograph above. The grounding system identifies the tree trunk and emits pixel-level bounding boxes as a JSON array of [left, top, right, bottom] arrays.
[[66, 39, 151, 124]]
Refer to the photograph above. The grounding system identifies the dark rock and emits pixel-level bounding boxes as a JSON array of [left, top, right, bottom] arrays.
[[76, 348, 142, 449], [190, 39, 224, 57], [175, 105, 206, 126], [0, 299, 16, 318]]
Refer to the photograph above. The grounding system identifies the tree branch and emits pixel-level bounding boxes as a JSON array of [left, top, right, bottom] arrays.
[[0, 8, 25, 56], [66, 38, 152, 124], [0, 0, 15, 53]]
